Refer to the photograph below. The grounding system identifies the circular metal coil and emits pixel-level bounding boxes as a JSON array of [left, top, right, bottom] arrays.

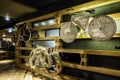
[[29, 46, 62, 75], [15, 23, 31, 44], [46, 50, 62, 75], [29, 46, 50, 69]]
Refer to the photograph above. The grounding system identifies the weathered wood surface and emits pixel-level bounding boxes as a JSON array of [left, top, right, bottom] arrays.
[[0, 60, 84, 80], [0, 50, 8, 54]]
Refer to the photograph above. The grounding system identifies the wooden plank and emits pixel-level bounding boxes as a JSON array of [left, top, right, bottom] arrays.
[[76, 33, 120, 39], [0, 50, 8, 54], [85, 50, 120, 57], [16, 47, 34, 50], [16, 0, 120, 24], [59, 0, 120, 15], [18, 64, 84, 80], [63, 61, 120, 77], [113, 33, 120, 38], [20, 56, 29, 59], [59, 48, 120, 57], [108, 12, 120, 19], [59, 48, 84, 54]]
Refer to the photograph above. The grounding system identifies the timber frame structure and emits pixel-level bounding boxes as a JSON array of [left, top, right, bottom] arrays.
[[15, 0, 120, 79]]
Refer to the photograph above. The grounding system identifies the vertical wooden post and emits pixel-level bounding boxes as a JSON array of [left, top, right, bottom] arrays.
[[80, 51, 87, 66]]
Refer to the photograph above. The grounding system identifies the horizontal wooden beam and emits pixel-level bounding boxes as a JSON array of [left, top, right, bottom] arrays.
[[16, 0, 120, 24], [108, 12, 120, 19], [0, 50, 8, 54], [16, 47, 34, 50], [63, 61, 120, 77], [18, 64, 84, 80], [19, 56, 29, 58], [66, 0, 120, 14], [59, 48, 120, 57], [59, 48, 84, 54], [85, 50, 120, 57]]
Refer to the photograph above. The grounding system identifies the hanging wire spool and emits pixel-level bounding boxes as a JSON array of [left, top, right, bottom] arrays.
[[14, 23, 31, 45], [46, 48, 62, 75], [18, 23, 31, 42], [29, 46, 50, 69], [88, 15, 117, 41], [29, 46, 62, 75], [60, 22, 78, 43], [29, 49, 38, 69]]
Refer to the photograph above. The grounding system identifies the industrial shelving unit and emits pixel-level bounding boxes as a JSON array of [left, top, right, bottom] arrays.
[[15, 0, 120, 79]]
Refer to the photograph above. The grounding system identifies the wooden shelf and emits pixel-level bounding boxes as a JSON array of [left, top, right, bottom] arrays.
[[16, 47, 34, 50], [19, 56, 29, 58], [59, 48, 84, 54], [85, 50, 120, 57], [62, 61, 120, 77], [59, 48, 120, 57], [76, 33, 120, 39]]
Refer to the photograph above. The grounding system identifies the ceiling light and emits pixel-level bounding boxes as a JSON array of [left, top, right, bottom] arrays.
[[41, 22, 46, 26], [8, 28, 13, 33], [5, 17, 10, 21], [34, 23, 39, 27], [2, 34, 6, 37], [5, 14, 10, 21], [48, 19, 56, 25]]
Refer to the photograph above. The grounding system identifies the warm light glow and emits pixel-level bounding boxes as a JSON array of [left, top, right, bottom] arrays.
[[2, 34, 6, 37]]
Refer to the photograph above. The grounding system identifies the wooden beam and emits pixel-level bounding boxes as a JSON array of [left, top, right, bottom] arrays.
[[19, 56, 29, 59], [67, 0, 120, 14], [85, 50, 120, 57], [59, 48, 84, 54], [18, 64, 84, 80], [16, 47, 34, 50], [63, 61, 120, 77], [16, 0, 120, 24], [59, 48, 120, 57], [108, 12, 120, 19]]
